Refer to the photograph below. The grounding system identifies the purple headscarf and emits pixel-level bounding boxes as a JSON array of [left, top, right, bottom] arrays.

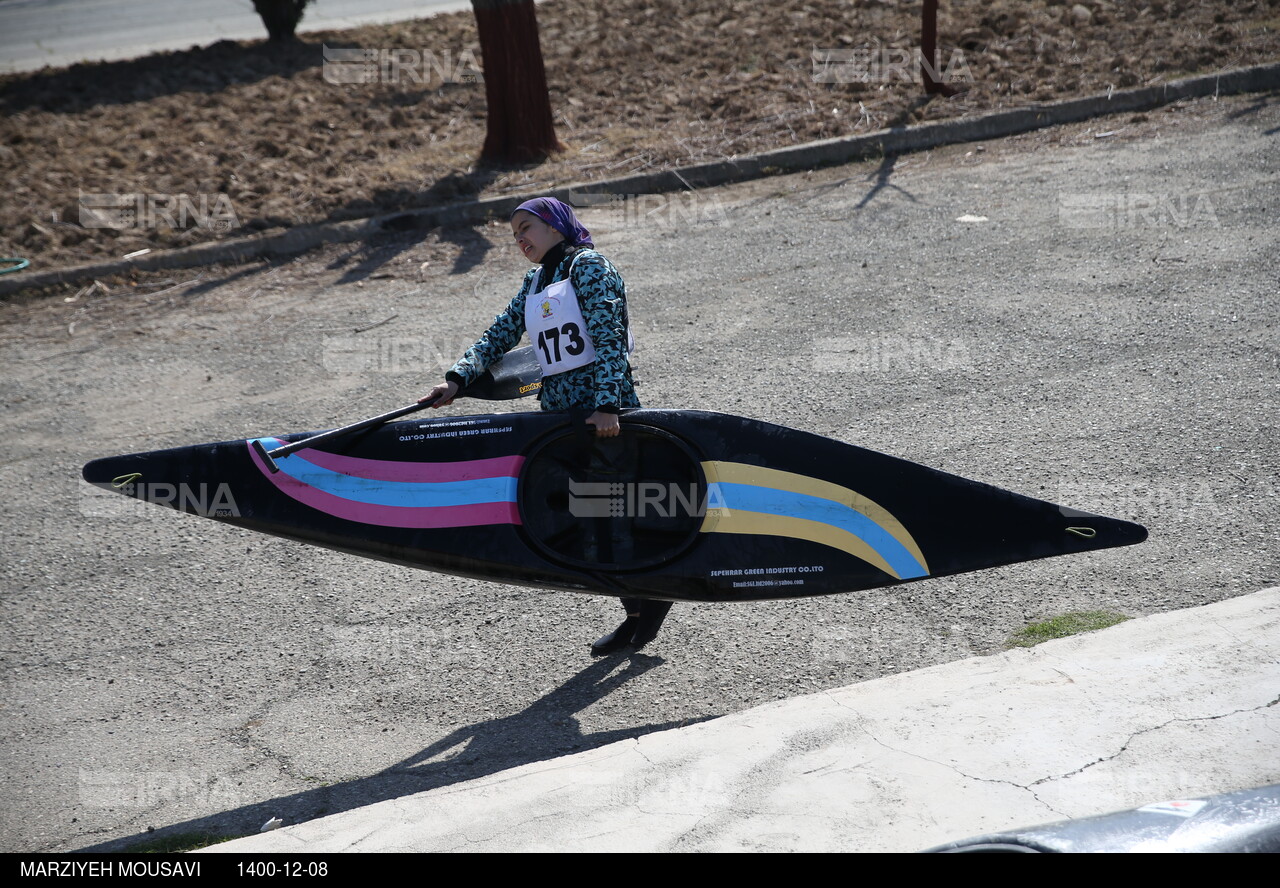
[[511, 197, 593, 248]]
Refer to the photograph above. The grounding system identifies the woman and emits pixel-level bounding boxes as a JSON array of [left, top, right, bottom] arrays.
[[422, 197, 670, 655]]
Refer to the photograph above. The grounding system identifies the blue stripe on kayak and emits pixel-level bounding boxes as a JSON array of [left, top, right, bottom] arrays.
[[264, 446, 518, 509], [709, 482, 929, 579]]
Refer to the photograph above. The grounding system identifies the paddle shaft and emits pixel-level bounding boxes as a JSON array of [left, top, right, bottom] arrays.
[[257, 395, 441, 466], [252, 345, 543, 473]]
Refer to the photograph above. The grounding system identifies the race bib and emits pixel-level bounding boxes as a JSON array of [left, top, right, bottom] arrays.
[[524, 257, 598, 376]]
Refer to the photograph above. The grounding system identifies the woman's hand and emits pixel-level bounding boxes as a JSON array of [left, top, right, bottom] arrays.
[[586, 411, 620, 438], [420, 380, 459, 407]]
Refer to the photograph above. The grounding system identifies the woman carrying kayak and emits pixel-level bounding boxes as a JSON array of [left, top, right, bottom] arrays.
[[421, 197, 671, 655]]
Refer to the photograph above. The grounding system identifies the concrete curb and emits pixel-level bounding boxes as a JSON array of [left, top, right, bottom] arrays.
[[4, 60, 1278, 299]]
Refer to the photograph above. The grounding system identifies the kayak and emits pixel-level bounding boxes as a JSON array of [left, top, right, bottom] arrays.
[[81, 409, 1147, 602]]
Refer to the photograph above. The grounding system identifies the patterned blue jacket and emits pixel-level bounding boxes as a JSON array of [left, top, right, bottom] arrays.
[[447, 247, 640, 412]]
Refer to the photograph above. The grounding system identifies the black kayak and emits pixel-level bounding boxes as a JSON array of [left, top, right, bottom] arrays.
[[81, 409, 1147, 602]]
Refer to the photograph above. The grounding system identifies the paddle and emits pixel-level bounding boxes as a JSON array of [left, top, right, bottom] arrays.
[[250, 344, 543, 474]]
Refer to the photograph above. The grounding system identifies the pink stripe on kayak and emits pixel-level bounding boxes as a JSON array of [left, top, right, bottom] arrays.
[[247, 440, 522, 528], [275, 446, 524, 484]]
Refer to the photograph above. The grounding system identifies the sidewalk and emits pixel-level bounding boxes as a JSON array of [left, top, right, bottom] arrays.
[[205, 587, 1280, 853]]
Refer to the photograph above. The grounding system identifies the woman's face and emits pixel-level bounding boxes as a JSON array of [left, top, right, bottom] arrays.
[[511, 211, 565, 263]]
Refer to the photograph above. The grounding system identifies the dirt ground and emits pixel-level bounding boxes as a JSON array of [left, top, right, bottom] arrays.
[[2, 0, 1278, 272]]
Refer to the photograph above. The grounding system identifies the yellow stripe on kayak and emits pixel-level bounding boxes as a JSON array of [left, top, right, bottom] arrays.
[[699, 461, 930, 577]]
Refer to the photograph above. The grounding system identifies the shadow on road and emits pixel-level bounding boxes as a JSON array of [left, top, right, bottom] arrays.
[[1224, 88, 1280, 135], [325, 167, 514, 286], [78, 653, 713, 852], [854, 96, 936, 211], [0, 39, 320, 114]]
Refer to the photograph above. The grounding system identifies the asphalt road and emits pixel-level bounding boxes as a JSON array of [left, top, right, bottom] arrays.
[[0, 92, 1277, 852], [0, 0, 470, 72]]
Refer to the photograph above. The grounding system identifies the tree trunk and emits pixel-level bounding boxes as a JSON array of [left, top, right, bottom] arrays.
[[253, 0, 311, 43], [472, 0, 564, 163], [920, 0, 959, 97]]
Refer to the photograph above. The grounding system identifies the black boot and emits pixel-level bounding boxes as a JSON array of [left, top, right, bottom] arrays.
[[591, 599, 673, 655], [590, 615, 638, 656], [629, 601, 672, 651]]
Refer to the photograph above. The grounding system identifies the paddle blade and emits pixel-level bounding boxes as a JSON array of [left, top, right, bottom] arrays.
[[461, 344, 542, 401]]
